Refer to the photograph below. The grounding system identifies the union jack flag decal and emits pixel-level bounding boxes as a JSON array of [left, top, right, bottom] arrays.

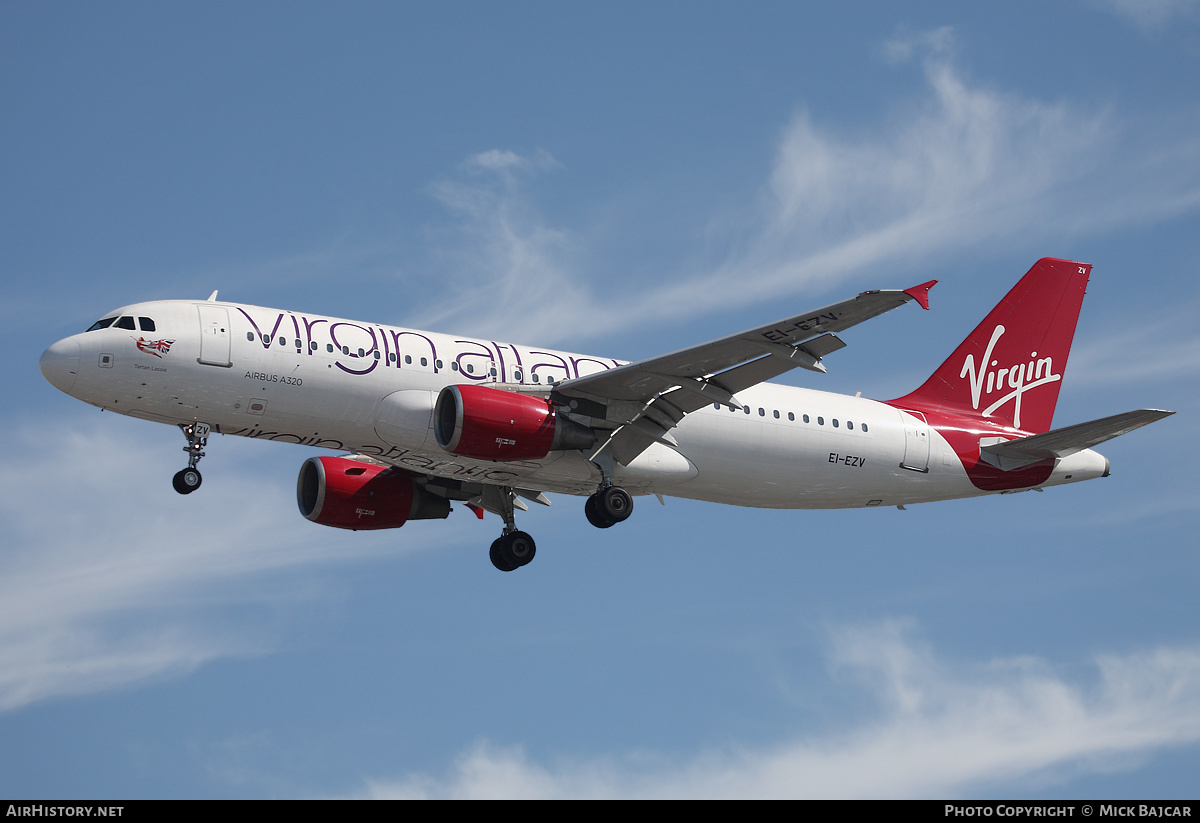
[[134, 337, 175, 358]]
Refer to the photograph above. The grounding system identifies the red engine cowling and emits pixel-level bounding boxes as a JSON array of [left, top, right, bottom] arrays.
[[434, 384, 594, 461], [296, 456, 450, 530]]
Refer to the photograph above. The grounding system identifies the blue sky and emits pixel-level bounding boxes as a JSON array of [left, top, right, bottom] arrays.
[[3, 1, 1200, 799]]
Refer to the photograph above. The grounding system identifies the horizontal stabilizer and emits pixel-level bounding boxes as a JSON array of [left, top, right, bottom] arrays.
[[980, 409, 1173, 470]]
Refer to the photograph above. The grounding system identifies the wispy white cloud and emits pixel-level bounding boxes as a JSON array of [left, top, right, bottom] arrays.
[[405, 29, 1200, 348], [0, 419, 451, 712], [357, 622, 1200, 798], [464, 148, 561, 175], [1077, 333, 1200, 387], [668, 32, 1193, 307], [1083, 488, 1200, 528], [1092, 0, 1200, 31], [880, 25, 956, 64], [405, 150, 600, 345], [1069, 298, 1200, 389], [205, 232, 403, 289]]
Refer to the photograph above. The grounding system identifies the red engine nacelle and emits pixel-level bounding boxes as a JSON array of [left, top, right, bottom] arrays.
[[296, 456, 450, 530], [434, 384, 594, 461]]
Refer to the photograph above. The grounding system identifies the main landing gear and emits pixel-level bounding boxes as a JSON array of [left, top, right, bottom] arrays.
[[490, 530, 536, 572], [584, 485, 633, 529], [583, 452, 633, 529], [487, 485, 537, 572], [172, 422, 210, 495], [483, 484, 633, 572], [484, 483, 633, 571], [477, 465, 634, 572]]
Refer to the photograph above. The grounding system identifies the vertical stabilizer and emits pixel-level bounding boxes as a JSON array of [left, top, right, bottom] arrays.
[[889, 258, 1090, 433]]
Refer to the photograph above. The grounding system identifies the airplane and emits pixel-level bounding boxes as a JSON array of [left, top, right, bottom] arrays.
[[39, 258, 1171, 572]]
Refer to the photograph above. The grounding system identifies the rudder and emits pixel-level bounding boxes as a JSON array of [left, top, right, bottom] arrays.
[[890, 258, 1090, 433]]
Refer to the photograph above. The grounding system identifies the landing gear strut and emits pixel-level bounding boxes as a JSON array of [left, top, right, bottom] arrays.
[[172, 422, 210, 495], [487, 485, 537, 572], [585, 452, 633, 529]]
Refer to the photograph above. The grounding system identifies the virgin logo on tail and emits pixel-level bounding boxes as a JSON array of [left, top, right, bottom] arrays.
[[960, 325, 1061, 429]]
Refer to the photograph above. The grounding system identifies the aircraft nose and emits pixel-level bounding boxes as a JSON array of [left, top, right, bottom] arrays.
[[40, 338, 80, 394]]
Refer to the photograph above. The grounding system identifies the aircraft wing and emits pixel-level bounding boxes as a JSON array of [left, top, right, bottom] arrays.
[[358, 452, 553, 515], [551, 281, 937, 465], [980, 409, 1174, 471]]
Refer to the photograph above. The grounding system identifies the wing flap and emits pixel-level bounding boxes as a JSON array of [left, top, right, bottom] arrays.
[[362, 453, 553, 512]]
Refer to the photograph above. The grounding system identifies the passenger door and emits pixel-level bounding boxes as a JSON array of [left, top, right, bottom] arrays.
[[197, 305, 232, 367]]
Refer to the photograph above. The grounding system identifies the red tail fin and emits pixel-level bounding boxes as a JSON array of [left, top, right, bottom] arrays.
[[890, 258, 1090, 433]]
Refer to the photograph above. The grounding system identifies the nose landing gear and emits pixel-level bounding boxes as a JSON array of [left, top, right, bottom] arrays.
[[172, 422, 210, 495], [172, 466, 202, 494]]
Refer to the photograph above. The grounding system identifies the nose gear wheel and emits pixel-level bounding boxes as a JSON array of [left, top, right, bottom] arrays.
[[173, 422, 210, 495]]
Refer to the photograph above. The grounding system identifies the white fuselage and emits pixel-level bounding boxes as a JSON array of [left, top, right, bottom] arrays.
[[40, 299, 1110, 509]]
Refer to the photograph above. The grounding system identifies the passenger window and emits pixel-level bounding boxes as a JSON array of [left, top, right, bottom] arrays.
[[862, 423, 869, 433], [817, 417, 824, 426], [773, 410, 780, 419], [86, 317, 117, 332], [421, 357, 428, 367], [847, 421, 854, 430], [833, 419, 839, 428], [247, 332, 255, 341], [405, 355, 412, 365], [326, 344, 334, 353], [803, 414, 810, 423], [788, 412, 795, 421], [138, 317, 156, 332]]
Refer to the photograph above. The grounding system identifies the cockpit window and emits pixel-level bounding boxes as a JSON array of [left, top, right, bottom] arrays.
[[114, 316, 136, 330], [138, 317, 156, 332], [86, 317, 117, 332]]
